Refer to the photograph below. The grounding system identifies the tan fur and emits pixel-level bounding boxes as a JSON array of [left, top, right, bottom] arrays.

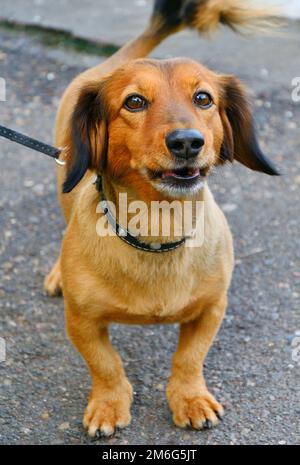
[[185, 0, 278, 35], [44, 2, 276, 436]]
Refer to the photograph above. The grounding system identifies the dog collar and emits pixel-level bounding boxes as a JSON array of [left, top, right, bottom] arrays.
[[95, 175, 186, 253]]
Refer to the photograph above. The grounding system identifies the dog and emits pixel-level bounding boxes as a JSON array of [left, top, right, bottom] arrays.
[[44, 0, 279, 437]]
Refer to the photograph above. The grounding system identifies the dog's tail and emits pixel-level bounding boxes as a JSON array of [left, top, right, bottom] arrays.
[[151, 0, 277, 36], [109, 0, 277, 66]]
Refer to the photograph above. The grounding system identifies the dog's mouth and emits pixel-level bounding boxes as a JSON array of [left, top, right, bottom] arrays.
[[161, 167, 202, 181], [148, 166, 207, 186]]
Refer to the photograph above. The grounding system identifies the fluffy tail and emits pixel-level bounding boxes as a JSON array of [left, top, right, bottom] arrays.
[[106, 0, 278, 69], [151, 0, 277, 36]]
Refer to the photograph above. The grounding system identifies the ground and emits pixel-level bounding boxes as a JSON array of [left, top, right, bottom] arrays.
[[0, 13, 300, 445]]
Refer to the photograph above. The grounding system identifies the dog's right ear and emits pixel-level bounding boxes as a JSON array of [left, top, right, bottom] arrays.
[[63, 82, 108, 193], [219, 75, 279, 176]]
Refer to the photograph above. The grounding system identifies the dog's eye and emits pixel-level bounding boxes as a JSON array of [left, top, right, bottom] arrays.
[[193, 91, 213, 109], [124, 95, 148, 112]]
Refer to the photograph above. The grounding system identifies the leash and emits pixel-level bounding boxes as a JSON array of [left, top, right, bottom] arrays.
[[0, 124, 186, 253], [0, 124, 65, 165]]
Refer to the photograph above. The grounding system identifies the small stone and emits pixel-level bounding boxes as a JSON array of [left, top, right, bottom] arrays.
[[278, 282, 289, 289], [22, 427, 31, 435], [41, 411, 49, 420], [58, 422, 70, 431], [24, 180, 34, 188], [278, 440, 286, 445], [155, 383, 164, 391], [246, 380, 256, 387], [222, 203, 237, 213], [255, 99, 264, 107], [3, 262, 13, 270], [32, 184, 44, 195], [242, 428, 251, 435], [47, 72, 55, 81], [285, 111, 293, 119]]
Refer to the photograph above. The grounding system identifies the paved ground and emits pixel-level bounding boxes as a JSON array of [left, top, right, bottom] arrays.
[[0, 7, 300, 445]]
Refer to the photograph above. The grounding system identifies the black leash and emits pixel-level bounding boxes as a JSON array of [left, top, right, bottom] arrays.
[[0, 123, 186, 253], [0, 124, 62, 161]]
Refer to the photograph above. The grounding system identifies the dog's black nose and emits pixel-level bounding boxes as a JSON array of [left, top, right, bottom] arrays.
[[166, 129, 205, 160]]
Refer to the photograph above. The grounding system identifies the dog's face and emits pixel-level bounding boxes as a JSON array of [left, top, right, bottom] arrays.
[[105, 59, 223, 198], [63, 58, 278, 197]]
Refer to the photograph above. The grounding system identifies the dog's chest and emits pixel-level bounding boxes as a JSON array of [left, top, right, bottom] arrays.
[[88, 247, 217, 324]]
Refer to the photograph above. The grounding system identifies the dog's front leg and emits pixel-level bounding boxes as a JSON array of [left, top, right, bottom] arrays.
[[167, 295, 227, 430], [65, 305, 133, 437]]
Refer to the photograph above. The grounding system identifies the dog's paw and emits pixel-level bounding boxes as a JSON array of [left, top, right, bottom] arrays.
[[44, 262, 63, 297], [167, 381, 224, 430], [83, 382, 133, 437]]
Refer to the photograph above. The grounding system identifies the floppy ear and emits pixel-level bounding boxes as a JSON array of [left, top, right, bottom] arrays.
[[62, 82, 108, 193], [219, 75, 279, 175]]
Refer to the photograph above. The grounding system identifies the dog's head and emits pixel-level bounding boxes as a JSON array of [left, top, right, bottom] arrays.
[[63, 58, 279, 197]]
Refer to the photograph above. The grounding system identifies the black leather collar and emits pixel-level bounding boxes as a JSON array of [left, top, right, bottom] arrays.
[[95, 175, 186, 253]]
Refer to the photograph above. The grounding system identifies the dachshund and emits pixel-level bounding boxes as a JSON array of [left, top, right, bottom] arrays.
[[44, 0, 279, 437]]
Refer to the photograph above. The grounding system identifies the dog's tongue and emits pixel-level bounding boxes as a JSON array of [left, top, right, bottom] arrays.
[[162, 167, 200, 180], [162, 170, 174, 179]]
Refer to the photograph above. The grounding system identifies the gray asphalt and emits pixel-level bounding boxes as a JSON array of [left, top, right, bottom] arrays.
[[0, 19, 300, 444]]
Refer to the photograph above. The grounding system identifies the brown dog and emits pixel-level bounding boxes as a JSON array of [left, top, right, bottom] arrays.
[[44, 0, 279, 437]]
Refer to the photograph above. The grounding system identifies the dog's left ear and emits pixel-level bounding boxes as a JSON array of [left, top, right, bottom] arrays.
[[219, 75, 279, 175], [62, 82, 109, 193]]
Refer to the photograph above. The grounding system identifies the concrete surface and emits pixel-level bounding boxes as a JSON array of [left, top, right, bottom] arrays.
[[0, 3, 300, 446]]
